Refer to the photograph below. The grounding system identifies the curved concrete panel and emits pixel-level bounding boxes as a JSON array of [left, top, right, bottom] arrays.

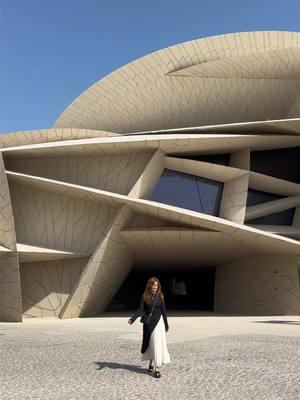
[[1, 31, 300, 320], [54, 31, 300, 133]]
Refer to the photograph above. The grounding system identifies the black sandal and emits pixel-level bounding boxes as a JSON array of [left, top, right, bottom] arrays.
[[148, 362, 154, 372], [154, 370, 161, 378]]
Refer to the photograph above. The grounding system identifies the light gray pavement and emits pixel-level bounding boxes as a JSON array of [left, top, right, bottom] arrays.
[[0, 313, 300, 400]]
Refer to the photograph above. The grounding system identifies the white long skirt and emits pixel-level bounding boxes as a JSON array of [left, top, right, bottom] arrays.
[[141, 315, 171, 367]]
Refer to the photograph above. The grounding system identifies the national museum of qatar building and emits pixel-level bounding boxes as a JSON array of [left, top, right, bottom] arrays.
[[1, 31, 300, 322]]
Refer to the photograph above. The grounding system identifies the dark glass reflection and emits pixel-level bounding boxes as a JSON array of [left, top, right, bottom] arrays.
[[246, 189, 283, 207], [172, 153, 230, 166], [247, 208, 296, 225], [250, 147, 300, 183], [148, 169, 223, 216]]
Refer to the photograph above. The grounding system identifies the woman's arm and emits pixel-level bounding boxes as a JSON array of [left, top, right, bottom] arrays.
[[128, 294, 144, 324], [161, 299, 169, 332]]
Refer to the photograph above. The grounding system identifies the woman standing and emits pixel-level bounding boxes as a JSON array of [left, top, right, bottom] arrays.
[[128, 277, 170, 378]]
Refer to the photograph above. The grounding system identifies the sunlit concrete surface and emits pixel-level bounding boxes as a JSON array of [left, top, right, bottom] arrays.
[[1, 314, 299, 400], [1, 31, 300, 322]]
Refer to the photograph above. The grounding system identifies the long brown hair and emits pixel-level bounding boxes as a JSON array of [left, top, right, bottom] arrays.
[[143, 277, 164, 304]]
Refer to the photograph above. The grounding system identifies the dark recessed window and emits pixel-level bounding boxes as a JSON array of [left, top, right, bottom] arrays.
[[171, 153, 230, 166], [250, 147, 300, 183], [246, 190, 295, 225], [247, 208, 296, 225], [148, 169, 223, 216], [246, 189, 283, 207]]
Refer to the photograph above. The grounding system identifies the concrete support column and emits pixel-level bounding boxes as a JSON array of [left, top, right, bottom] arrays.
[[59, 205, 133, 318], [0, 152, 22, 322], [245, 195, 300, 221], [128, 149, 165, 199], [229, 148, 250, 170], [219, 174, 249, 224], [292, 206, 300, 227]]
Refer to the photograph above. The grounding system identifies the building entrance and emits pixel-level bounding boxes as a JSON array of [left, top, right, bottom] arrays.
[[107, 266, 216, 312]]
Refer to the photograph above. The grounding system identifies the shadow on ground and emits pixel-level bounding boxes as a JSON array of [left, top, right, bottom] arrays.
[[94, 361, 149, 375], [253, 320, 300, 325]]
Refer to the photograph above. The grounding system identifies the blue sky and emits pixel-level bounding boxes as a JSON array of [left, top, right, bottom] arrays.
[[1, 0, 300, 134]]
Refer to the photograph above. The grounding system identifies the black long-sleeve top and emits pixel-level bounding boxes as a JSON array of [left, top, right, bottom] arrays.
[[130, 293, 169, 331]]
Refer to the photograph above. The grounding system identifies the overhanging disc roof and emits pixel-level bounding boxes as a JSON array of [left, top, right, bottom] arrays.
[[54, 31, 300, 133]]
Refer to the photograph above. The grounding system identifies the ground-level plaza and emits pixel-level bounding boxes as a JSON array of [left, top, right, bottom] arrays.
[[1, 313, 299, 400]]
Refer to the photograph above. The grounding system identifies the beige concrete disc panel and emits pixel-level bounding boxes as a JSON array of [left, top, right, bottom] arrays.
[[0, 153, 22, 322], [0, 31, 300, 321], [0, 127, 299, 320], [20, 258, 88, 318], [215, 255, 300, 315], [0, 128, 118, 149], [54, 31, 300, 133]]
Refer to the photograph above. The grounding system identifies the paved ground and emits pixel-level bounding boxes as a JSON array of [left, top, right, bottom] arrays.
[[0, 313, 300, 400]]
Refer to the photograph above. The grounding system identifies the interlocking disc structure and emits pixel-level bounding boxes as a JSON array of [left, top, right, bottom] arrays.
[[1, 31, 300, 321]]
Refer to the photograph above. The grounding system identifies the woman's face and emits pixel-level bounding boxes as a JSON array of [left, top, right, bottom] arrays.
[[151, 281, 159, 292]]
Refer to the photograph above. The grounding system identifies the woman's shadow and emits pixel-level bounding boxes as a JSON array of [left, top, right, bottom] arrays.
[[94, 361, 149, 375]]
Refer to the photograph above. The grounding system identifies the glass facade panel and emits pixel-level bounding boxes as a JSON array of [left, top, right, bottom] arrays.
[[250, 147, 300, 183], [148, 169, 223, 216]]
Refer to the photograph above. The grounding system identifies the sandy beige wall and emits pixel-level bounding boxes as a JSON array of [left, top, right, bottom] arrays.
[[215, 255, 300, 315], [5, 151, 153, 195], [20, 258, 88, 318], [0, 153, 22, 322], [9, 182, 117, 254], [60, 205, 133, 318]]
